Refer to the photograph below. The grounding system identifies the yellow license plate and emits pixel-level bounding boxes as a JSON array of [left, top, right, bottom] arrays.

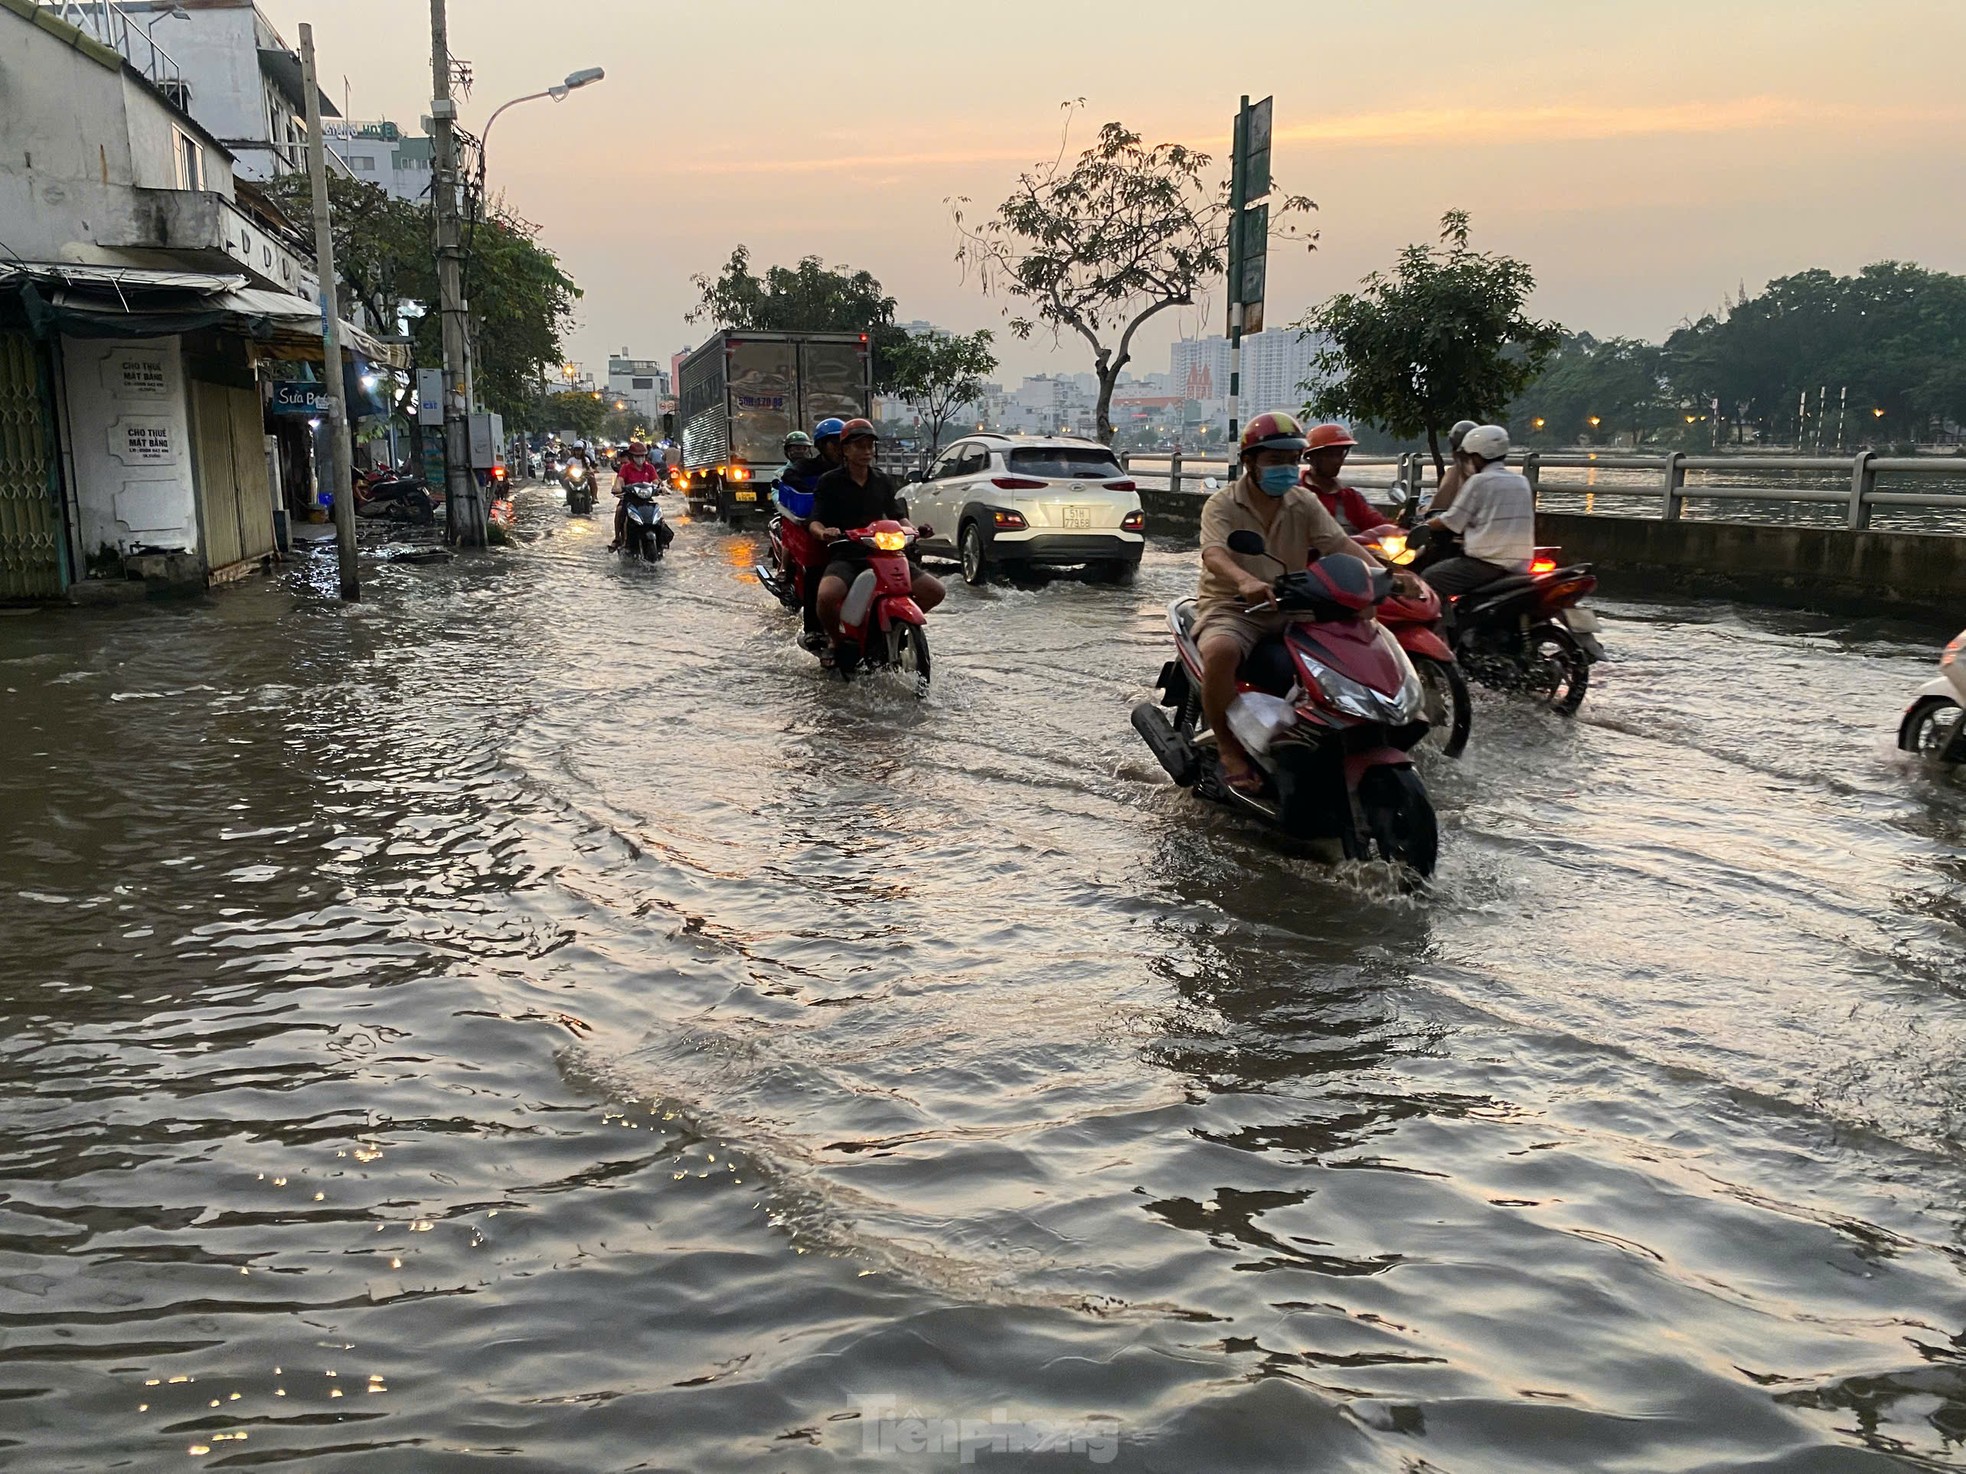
[[734, 490, 757, 502]]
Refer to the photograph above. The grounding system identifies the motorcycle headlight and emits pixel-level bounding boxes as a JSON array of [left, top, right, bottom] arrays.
[[1298, 652, 1422, 724], [872, 530, 907, 552]]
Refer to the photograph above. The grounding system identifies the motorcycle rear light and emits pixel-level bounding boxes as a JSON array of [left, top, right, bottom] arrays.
[[991, 476, 1047, 491], [1121, 510, 1145, 532], [991, 508, 1028, 530], [1530, 556, 1557, 574]]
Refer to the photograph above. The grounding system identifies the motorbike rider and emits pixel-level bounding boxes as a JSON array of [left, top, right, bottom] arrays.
[[1416, 424, 1535, 600], [608, 438, 673, 553], [1197, 412, 1415, 795], [775, 430, 823, 502], [810, 418, 944, 662], [775, 426, 838, 647], [1297, 423, 1390, 535], [1424, 420, 1481, 515]]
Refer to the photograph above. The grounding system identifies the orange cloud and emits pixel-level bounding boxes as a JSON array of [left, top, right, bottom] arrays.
[[1276, 95, 1961, 146]]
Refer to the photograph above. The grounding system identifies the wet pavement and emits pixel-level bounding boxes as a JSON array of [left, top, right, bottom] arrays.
[[2, 480, 1964, 1471]]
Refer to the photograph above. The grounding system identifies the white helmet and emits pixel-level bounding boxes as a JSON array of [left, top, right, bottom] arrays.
[[1461, 424, 1510, 463]]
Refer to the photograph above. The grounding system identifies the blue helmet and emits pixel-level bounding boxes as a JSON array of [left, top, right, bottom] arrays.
[[813, 417, 847, 444]]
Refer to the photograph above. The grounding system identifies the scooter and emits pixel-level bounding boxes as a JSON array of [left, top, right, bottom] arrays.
[[813, 520, 931, 697], [1898, 629, 1966, 764], [561, 459, 596, 515], [1131, 530, 1438, 877], [1403, 524, 1604, 716], [618, 485, 668, 563]]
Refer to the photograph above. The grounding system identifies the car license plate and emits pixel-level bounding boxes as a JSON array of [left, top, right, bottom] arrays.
[[1564, 607, 1600, 634], [1063, 505, 1091, 529], [734, 490, 757, 502]]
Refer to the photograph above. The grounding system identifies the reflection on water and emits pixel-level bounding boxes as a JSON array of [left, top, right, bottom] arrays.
[[1, 487, 1963, 1470]]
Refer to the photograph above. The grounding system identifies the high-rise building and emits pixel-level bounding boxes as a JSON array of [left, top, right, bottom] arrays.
[[1169, 330, 1332, 433]]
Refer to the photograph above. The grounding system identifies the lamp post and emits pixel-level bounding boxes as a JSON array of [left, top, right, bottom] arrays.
[[480, 68, 606, 170]]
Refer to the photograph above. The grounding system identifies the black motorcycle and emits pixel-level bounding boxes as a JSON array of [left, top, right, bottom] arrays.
[[1405, 522, 1604, 715], [561, 460, 596, 516], [353, 475, 436, 526], [618, 485, 668, 563]]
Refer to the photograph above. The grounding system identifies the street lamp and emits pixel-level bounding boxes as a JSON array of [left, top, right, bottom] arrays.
[[481, 67, 606, 165]]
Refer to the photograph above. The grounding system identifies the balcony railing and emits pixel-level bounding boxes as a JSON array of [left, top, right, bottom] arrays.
[[38, 1, 183, 92]]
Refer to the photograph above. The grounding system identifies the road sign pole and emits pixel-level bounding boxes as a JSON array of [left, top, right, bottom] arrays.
[[1227, 95, 1248, 459]]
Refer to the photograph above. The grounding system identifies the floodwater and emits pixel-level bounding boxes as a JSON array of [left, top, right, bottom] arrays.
[[2, 480, 1964, 1472]]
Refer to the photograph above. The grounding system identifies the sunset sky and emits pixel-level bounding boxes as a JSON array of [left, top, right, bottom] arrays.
[[261, 0, 1966, 387]]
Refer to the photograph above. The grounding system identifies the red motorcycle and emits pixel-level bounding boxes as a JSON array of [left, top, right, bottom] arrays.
[[1131, 532, 1437, 877], [1353, 525, 1471, 756], [818, 520, 931, 697]]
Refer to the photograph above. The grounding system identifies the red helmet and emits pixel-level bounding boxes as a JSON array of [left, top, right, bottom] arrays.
[[1305, 423, 1358, 451], [839, 417, 878, 443], [1240, 411, 1309, 456]]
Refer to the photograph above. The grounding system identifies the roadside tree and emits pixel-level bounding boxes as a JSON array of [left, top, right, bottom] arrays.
[[1302, 211, 1560, 472], [952, 115, 1314, 444], [885, 330, 998, 463], [266, 174, 581, 433], [688, 246, 905, 390]]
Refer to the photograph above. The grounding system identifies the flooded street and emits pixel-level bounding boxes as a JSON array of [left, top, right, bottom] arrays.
[[4, 482, 1966, 1471]]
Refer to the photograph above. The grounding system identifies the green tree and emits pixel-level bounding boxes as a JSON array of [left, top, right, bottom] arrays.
[[264, 175, 581, 433], [1667, 263, 1966, 446], [1510, 334, 1671, 446], [953, 114, 1314, 445], [1302, 211, 1560, 472], [885, 330, 997, 460], [688, 246, 904, 389], [544, 390, 608, 439]]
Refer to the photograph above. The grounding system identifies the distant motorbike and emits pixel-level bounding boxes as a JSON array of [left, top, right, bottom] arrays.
[[561, 459, 596, 515], [618, 484, 668, 562], [1899, 629, 1966, 764], [1131, 531, 1437, 877], [1403, 523, 1604, 716]]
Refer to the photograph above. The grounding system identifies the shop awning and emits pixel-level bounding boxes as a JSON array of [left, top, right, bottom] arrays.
[[0, 264, 409, 369]]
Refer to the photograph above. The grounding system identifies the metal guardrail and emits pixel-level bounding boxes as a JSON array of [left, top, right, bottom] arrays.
[[39, 1, 183, 90], [1125, 450, 1966, 530]]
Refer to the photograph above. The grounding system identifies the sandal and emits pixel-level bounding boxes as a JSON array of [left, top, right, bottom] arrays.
[[1219, 759, 1266, 795]]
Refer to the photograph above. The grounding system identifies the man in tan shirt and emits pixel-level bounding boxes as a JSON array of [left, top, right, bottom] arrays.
[[1195, 412, 1407, 793]]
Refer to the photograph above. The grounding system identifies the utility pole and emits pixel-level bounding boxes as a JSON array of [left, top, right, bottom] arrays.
[[299, 24, 358, 600], [429, 0, 486, 546]]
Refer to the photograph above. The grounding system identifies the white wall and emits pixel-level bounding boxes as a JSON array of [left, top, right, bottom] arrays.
[[0, 9, 233, 262], [61, 337, 200, 558]]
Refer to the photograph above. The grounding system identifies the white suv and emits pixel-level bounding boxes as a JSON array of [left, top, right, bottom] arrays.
[[905, 434, 1146, 585]]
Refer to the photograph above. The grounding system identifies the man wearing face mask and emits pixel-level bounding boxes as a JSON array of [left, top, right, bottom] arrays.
[[1195, 412, 1406, 794]]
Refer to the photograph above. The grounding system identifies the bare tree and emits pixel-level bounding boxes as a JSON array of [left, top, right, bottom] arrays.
[[952, 112, 1312, 443]]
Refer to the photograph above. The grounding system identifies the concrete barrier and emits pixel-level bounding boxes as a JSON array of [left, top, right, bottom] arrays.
[[1139, 484, 1966, 620]]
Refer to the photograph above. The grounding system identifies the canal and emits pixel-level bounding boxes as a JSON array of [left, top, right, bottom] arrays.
[[2, 482, 1963, 1470]]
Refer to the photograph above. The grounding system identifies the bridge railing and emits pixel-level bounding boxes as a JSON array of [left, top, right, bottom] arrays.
[[1124, 451, 1966, 531]]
